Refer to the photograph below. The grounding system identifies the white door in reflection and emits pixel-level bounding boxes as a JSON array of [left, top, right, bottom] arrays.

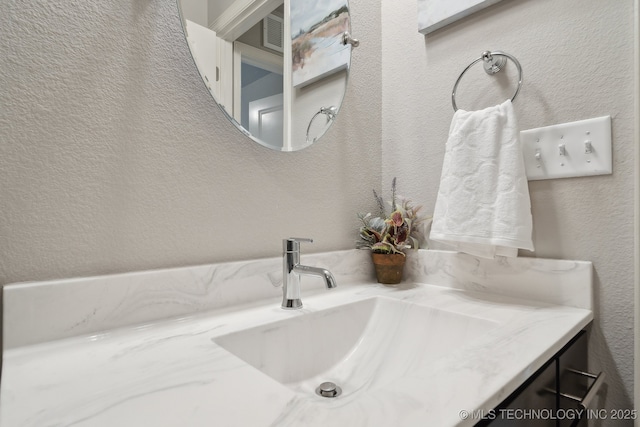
[[248, 93, 283, 148], [233, 42, 284, 149]]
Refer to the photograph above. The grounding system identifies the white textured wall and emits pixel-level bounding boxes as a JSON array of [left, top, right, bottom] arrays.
[[382, 0, 635, 422], [0, 0, 381, 284], [0, 0, 636, 421]]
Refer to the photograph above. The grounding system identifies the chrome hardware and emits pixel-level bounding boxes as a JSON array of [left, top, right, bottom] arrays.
[[482, 51, 507, 75], [306, 106, 337, 144], [316, 381, 342, 398], [544, 369, 605, 409], [452, 50, 523, 112], [319, 106, 337, 120], [282, 238, 337, 309], [342, 32, 360, 48]]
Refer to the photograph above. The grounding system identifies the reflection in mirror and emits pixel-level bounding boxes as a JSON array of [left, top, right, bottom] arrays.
[[235, 39, 283, 148], [177, 0, 354, 151]]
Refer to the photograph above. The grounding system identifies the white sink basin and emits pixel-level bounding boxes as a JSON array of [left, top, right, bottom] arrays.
[[213, 296, 498, 398]]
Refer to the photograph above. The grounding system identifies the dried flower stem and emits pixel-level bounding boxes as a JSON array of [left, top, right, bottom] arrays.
[[373, 189, 385, 218], [391, 177, 397, 212]]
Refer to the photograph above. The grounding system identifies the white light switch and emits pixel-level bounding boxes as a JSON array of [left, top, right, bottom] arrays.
[[521, 116, 612, 180]]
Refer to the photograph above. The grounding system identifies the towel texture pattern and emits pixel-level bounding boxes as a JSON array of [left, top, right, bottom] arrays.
[[430, 100, 534, 258]]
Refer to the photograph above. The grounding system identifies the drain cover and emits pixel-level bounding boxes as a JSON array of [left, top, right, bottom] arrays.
[[315, 381, 342, 398]]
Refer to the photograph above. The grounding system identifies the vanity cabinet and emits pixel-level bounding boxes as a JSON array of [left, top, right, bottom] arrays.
[[480, 330, 596, 427], [557, 331, 590, 427]]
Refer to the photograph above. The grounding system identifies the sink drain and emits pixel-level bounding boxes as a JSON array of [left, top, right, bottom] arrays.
[[315, 381, 342, 398]]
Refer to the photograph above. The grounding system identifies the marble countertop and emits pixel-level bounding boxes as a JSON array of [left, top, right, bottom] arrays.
[[0, 250, 593, 427]]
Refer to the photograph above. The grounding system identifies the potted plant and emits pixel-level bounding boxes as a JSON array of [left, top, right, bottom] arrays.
[[357, 178, 428, 285]]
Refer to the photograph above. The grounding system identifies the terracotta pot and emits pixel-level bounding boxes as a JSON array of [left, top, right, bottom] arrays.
[[371, 253, 406, 285]]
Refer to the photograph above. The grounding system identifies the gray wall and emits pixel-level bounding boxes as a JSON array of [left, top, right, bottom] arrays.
[[0, 0, 635, 424], [381, 0, 635, 423], [0, 0, 381, 283]]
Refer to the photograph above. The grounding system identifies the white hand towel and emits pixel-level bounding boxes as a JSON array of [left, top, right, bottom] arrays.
[[429, 100, 534, 258]]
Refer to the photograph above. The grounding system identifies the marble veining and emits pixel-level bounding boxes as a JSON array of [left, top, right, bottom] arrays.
[[1, 250, 593, 426], [3, 250, 373, 349], [404, 250, 592, 310]]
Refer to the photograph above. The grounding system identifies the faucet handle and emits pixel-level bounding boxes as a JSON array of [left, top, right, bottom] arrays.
[[283, 237, 313, 252], [287, 237, 313, 243]]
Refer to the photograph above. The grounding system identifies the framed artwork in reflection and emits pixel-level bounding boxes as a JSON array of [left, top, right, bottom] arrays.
[[291, 0, 351, 88]]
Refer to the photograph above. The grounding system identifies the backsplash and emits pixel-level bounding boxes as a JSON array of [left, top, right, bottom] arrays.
[[2, 250, 373, 349], [405, 251, 592, 310], [3, 250, 591, 349]]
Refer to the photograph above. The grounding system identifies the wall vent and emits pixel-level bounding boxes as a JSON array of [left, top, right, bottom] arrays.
[[263, 14, 284, 53]]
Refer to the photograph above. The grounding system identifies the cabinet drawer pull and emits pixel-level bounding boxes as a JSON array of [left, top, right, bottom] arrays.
[[556, 369, 606, 409]]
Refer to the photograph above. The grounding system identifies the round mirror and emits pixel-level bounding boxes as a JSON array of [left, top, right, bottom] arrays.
[[177, 0, 356, 151]]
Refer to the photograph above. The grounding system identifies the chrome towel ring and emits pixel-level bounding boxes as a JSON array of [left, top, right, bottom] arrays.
[[306, 106, 337, 144], [451, 50, 523, 112]]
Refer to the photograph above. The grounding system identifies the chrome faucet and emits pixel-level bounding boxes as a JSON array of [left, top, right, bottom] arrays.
[[282, 238, 337, 309]]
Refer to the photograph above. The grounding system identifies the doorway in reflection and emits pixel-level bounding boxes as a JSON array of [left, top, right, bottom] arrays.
[[241, 61, 283, 148], [178, 0, 353, 151], [181, 0, 285, 148]]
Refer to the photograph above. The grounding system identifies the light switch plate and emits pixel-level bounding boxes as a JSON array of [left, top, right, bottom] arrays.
[[521, 116, 612, 180]]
